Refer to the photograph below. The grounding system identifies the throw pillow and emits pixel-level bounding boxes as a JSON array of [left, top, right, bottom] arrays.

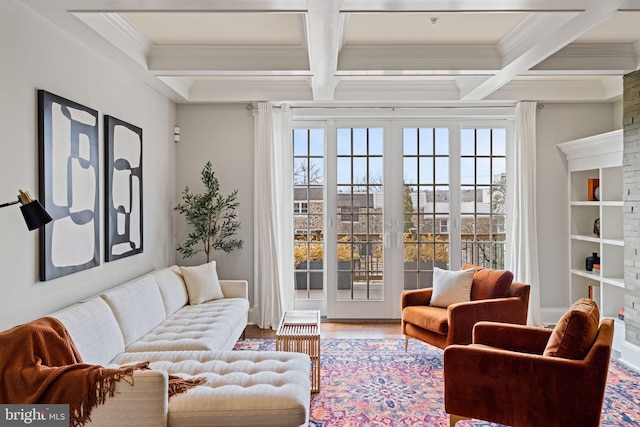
[[180, 260, 224, 305], [543, 298, 600, 360], [430, 267, 475, 308], [462, 263, 514, 301]]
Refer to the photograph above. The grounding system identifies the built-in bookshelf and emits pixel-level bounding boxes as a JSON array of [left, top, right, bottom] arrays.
[[557, 129, 625, 352]]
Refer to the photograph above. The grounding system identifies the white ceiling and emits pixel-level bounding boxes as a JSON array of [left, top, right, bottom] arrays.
[[22, 0, 640, 105]]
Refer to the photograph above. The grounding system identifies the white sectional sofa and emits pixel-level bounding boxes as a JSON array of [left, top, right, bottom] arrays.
[[46, 262, 311, 427]]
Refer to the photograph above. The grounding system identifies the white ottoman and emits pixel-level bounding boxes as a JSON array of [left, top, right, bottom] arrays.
[[112, 350, 311, 427]]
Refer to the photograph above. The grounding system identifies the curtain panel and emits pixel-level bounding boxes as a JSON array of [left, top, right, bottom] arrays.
[[253, 102, 294, 329]]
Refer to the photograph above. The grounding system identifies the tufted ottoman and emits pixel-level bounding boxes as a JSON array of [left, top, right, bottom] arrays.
[[112, 349, 311, 427]]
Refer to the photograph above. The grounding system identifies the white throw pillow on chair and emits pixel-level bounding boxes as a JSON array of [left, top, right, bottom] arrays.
[[429, 267, 475, 308]]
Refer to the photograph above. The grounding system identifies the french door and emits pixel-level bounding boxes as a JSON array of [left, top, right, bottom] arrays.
[[292, 119, 510, 319], [325, 122, 396, 318]]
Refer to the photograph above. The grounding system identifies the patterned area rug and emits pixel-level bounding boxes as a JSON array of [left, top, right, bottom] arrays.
[[233, 338, 640, 427]]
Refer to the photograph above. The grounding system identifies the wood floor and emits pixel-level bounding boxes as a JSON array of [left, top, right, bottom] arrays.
[[245, 320, 403, 340]]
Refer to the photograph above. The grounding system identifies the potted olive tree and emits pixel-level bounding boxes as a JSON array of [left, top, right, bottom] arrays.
[[175, 161, 243, 262]]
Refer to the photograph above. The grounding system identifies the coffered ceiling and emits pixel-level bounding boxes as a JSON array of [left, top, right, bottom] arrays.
[[22, 0, 640, 104]]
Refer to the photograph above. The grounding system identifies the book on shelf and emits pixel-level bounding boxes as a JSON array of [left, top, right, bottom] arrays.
[[283, 311, 318, 325]]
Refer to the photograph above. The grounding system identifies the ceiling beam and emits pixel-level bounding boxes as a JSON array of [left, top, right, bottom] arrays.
[[339, 0, 640, 12], [33, 0, 309, 12], [306, 0, 341, 100], [460, 0, 627, 100]]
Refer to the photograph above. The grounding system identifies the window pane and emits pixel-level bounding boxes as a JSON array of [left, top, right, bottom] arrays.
[[493, 157, 506, 178], [337, 128, 351, 155], [419, 157, 434, 184], [492, 129, 506, 156], [353, 128, 367, 155], [293, 129, 308, 156], [403, 129, 417, 155], [476, 158, 491, 185], [309, 129, 323, 156], [476, 129, 491, 155], [369, 128, 383, 155], [434, 185, 449, 212], [404, 158, 417, 184], [418, 128, 433, 155], [492, 187, 506, 214], [460, 129, 475, 155], [461, 188, 475, 213], [369, 157, 383, 184], [353, 157, 367, 185], [460, 158, 475, 184], [435, 128, 449, 155], [337, 158, 351, 184], [435, 157, 448, 184], [309, 158, 324, 185]]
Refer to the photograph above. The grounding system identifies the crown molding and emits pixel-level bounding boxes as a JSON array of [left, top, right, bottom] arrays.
[[74, 12, 152, 68], [188, 79, 312, 102], [486, 79, 618, 101], [534, 43, 637, 72]]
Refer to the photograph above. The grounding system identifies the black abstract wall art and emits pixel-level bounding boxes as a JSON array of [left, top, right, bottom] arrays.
[[38, 90, 100, 281], [104, 115, 143, 261]]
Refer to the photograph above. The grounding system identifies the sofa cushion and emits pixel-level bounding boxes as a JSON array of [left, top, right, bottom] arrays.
[[125, 297, 250, 352], [402, 305, 448, 335], [151, 265, 189, 317], [430, 267, 474, 308], [50, 297, 125, 366], [180, 260, 224, 305], [463, 263, 514, 301], [543, 298, 600, 360], [100, 275, 167, 347], [112, 349, 310, 427]]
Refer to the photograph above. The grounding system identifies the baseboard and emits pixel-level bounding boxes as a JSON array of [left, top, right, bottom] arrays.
[[540, 307, 567, 326], [621, 341, 640, 372]]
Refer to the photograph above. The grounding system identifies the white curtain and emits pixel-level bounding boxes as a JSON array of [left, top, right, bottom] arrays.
[[254, 102, 294, 329], [508, 101, 543, 327]]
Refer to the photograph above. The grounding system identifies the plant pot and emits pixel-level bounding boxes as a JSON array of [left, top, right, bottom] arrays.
[[295, 261, 324, 290]]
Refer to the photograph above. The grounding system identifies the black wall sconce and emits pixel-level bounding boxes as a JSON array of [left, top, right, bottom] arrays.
[[0, 189, 52, 230]]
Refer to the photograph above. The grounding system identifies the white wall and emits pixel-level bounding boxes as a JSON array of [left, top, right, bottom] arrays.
[[174, 104, 255, 304], [535, 102, 616, 323], [0, 0, 176, 330]]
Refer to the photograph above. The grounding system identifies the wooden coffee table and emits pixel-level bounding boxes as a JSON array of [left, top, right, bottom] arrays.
[[275, 310, 321, 392]]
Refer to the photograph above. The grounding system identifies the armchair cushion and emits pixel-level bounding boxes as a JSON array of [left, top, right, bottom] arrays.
[[463, 263, 513, 300], [543, 298, 600, 360], [430, 267, 474, 308], [402, 305, 448, 335]]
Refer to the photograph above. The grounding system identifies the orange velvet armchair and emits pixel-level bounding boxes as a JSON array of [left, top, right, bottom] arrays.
[[401, 265, 530, 350], [444, 298, 613, 427]]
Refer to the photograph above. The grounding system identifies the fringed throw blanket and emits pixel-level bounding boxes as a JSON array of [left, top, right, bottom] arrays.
[[0, 317, 205, 427]]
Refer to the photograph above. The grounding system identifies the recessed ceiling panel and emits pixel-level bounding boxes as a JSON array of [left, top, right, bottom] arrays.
[[122, 12, 303, 45], [345, 13, 529, 45], [575, 12, 640, 43]]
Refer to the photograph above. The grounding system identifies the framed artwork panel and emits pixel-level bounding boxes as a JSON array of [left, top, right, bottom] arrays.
[[38, 90, 100, 281], [104, 115, 143, 261]]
